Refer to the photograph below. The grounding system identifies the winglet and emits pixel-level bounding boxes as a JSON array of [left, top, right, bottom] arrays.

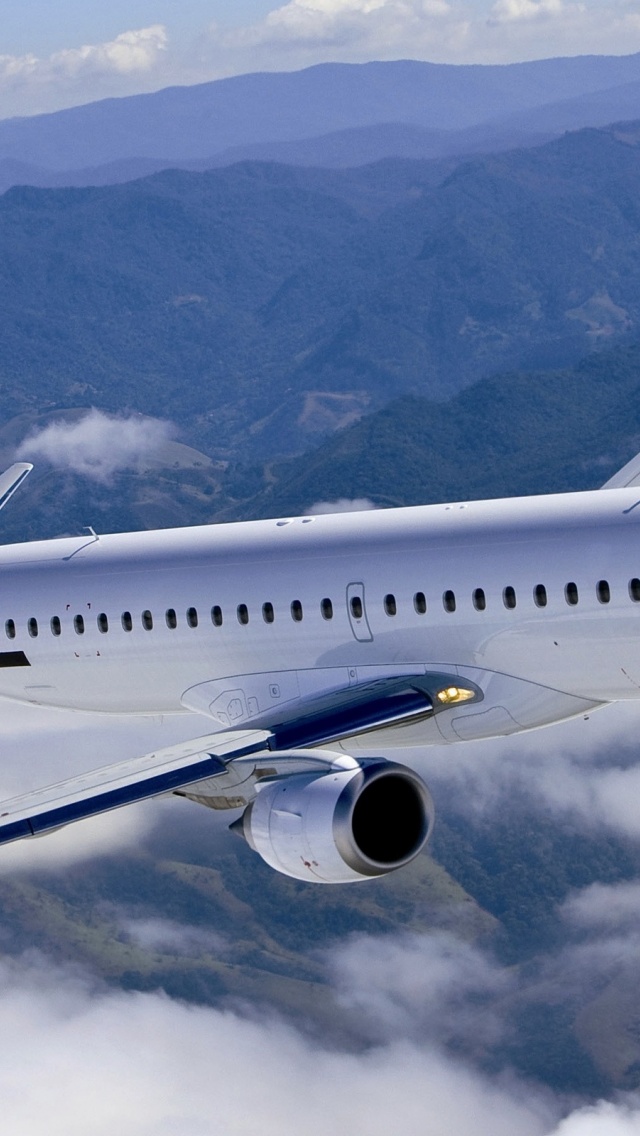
[[0, 462, 32, 511], [601, 452, 640, 490]]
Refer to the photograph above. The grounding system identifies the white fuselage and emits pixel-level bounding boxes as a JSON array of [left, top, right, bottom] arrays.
[[0, 487, 639, 741]]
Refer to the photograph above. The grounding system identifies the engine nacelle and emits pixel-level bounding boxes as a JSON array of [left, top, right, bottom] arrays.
[[232, 760, 434, 883]]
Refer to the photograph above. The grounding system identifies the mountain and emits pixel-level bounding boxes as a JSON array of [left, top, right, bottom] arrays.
[[1, 122, 640, 463], [2, 336, 640, 545], [1, 55, 640, 172], [210, 340, 640, 522]]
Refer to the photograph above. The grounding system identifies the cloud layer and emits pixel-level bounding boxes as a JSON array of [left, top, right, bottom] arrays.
[[0, 952, 555, 1136]]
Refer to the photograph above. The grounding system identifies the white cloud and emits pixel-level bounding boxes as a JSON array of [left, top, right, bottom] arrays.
[[116, 915, 227, 957], [0, 952, 555, 1136], [328, 930, 511, 1047], [219, 0, 462, 58], [547, 1101, 640, 1134], [489, 0, 566, 24], [0, 26, 168, 117], [562, 881, 640, 932], [0, 806, 154, 876], [17, 409, 174, 483], [305, 497, 377, 513], [205, 0, 640, 71], [409, 702, 640, 840], [0, 26, 167, 85]]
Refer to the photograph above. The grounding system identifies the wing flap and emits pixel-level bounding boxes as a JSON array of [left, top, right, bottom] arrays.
[[0, 728, 271, 846]]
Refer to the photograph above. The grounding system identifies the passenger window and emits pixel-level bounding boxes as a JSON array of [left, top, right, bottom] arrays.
[[211, 605, 223, 627], [597, 579, 610, 604], [350, 596, 363, 620], [413, 592, 427, 615], [630, 578, 640, 602], [50, 616, 61, 637], [28, 617, 38, 638], [291, 600, 303, 622], [165, 608, 177, 629], [503, 586, 516, 609], [237, 603, 249, 626], [565, 582, 579, 606], [534, 584, 547, 608], [142, 610, 153, 631], [187, 607, 198, 628], [321, 598, 333, 621], [74, 614, 85, 635], [443, 590, 456, 613], [5, 619, 15, 640], [97, 613, 109, 633], [262, 602, 275, 623], [384, 593, 397, 616], [472, 588, 486, 611], [121, 611, 133, 632]]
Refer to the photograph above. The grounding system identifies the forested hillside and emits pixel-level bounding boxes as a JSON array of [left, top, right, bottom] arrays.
[[1, 121, 640, 471]]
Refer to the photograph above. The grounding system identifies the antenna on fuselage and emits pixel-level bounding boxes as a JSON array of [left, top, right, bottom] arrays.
[[0, 463, 32, 511]]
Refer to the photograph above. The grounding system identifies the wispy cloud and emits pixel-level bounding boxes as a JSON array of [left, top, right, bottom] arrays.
[[328, 930, 511, 1048], [412, 702, 640, 840], [562, 880, 640, 932], [489, 0, 565, 24], [116, 915, 227, 957], [17, 409, 174, 483], [305, 497, 377, 514]]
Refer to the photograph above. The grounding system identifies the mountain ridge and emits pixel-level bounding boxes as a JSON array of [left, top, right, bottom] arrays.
[[1, 55, 640, 172]]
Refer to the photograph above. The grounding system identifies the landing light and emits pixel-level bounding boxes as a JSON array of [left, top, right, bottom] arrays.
[[436, 686, 475, 706]]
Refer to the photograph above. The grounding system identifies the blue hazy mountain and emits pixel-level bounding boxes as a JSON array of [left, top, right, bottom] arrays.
[[2, 121, 640, 464], [1, 55, 640, 173]]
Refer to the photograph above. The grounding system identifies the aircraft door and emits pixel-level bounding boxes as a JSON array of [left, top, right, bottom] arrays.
[[347, 582, 373, 642]]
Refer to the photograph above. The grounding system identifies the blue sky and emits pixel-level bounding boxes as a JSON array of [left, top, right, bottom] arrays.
[[2, 0, 640, 119]]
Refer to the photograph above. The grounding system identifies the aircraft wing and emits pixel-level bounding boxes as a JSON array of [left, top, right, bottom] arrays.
[[0, 728, 273, 846], [0, 670, 445, 847], [0, 463, 32, 511], [601, 450, 640, 489]]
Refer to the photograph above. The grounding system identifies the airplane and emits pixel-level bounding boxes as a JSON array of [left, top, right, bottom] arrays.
[[0, 451, 638, 884]]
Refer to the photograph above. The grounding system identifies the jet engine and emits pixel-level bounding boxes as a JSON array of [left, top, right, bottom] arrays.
[[231, 760, 434, 883]]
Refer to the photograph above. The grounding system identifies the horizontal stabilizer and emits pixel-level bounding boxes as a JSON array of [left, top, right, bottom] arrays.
[[0, 728, 271, 846], [601, 451, 640, 489]]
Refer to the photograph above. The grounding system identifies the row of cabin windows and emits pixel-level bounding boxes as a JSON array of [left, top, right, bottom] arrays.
[[6, 598, 316, 640], [6, 578, 640, 641], [377, 580, 631, 617]]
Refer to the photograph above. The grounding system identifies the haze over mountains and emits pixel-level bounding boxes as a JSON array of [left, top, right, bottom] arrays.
[[1, 54, 640, 192]]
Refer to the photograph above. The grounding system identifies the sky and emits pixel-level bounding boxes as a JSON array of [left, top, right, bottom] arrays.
[[2, 0, 640, 118]]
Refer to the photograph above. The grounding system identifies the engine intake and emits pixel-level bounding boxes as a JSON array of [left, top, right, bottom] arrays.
[[232, 760, 434, 883]]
